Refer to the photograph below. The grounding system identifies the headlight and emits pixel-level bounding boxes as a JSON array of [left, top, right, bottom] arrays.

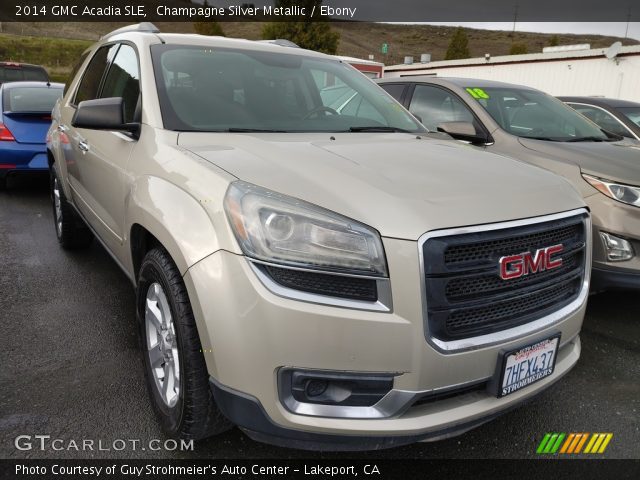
[[582, 174, 640, 207], [224, 181, 388, 276]]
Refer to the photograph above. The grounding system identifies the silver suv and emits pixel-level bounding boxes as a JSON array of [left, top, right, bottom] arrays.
[[47, 24, 590, 450]]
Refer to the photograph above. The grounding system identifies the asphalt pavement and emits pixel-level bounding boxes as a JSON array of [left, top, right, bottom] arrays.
[[1, 176, 638, 459]]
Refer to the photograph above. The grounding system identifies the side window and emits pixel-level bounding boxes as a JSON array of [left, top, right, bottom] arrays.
[[64, 52, 90, 96], [569, 104, 632, 138], [100, 44, 140, 123], [73, 44, 118, 105], [409, 85, 474, 131], [379, 83, 406, 102]]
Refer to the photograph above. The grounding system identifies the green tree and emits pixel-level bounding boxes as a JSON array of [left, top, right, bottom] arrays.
[[445, 27, 470, 60], [509, 42, 528, 55], [193, 0, 225, 36], [193, 21, 225, 36], [262, 1, 339, 54], [548, 34, 560, 47]]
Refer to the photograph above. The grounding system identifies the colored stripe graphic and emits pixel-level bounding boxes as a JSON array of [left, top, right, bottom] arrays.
[[537, 433, 613, 454], [574, 433, 589, 453]]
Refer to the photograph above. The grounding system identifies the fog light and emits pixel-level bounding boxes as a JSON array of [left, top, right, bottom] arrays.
[[281, 369, 394, 408], [305, 379, 328, 397], [600, 232, 634, 261]]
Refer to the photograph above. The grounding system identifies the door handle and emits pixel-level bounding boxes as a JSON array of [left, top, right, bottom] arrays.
[[57, 124, 69, 132], [78, 141, 90, 153]]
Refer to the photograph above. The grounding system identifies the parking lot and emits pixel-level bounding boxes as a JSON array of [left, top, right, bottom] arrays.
[[1, 176, 638, 460]]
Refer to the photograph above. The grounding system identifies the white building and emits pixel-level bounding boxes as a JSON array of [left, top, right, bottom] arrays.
[[384, 45, 640, 102]]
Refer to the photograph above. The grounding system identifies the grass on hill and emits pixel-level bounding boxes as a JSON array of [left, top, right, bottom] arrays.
[[0, 22, 636, 83]]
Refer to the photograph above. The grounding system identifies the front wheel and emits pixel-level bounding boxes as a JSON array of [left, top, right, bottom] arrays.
[[137, 247, 232, 439]]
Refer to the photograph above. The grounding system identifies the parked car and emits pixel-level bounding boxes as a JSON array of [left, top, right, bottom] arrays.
[[378, 77, 640, 292], [48, 24, 590, 450], [559, 96, 640, 143], [0, 81, 63, 188], [0, 62, 49, 86]]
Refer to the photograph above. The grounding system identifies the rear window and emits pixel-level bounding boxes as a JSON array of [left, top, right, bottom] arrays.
[[0, 65, 49, 83], [3, 87, 63, 113]]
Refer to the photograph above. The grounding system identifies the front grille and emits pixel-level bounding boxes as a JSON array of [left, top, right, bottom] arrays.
[[443, 223, 582, 267], [423, 213, 587, 341], [262, 265, 378, 302]]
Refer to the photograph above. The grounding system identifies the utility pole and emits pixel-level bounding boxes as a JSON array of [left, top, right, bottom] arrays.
[[511, 4, 519, 36], [624, 8, 631, 39]]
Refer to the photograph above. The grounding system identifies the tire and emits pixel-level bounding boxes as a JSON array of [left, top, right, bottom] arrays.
[[50, 169, 92, 249], [137, 247, 232, 439], [0, 174, 6, 190]]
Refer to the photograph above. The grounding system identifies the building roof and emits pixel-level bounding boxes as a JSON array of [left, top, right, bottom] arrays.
[[385, 44, 640, 72]]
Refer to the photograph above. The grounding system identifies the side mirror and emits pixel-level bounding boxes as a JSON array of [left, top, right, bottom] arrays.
[[72, 97, 139, 136], [437, 121, 489, 144]]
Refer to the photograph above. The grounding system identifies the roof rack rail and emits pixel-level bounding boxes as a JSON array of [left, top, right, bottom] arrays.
[[101, 22, 160, 40], [257, 39, 300, 48]]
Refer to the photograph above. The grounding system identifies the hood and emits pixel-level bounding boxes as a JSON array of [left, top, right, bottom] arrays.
[[518, 138, 640, 186], [179, 132, 585, 240]]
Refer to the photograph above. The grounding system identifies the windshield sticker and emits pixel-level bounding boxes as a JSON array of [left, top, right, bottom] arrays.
[[466, 87, 490, 100]]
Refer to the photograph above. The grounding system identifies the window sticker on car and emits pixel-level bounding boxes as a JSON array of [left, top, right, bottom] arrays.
[[466, 87, 490, 99]]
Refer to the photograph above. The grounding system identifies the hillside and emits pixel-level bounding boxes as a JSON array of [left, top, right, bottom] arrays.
[[0, 22, 636, 82]]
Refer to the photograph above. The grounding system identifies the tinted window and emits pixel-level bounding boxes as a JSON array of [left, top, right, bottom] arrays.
[[568, 104, 631, 138], [379, 83, 405, 102], [409, 85, 474, 131], [65, 52, 90, 96], [74, 44, 118, 105], [617, 107, 640, 128], [100, 45, 140, 123], [4, 86, 63, 112], [152, 45, 424, 133], [0, 65, 48, 83]]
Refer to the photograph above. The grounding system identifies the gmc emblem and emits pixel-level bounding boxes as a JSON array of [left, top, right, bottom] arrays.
[[499, 244, 564, 280]]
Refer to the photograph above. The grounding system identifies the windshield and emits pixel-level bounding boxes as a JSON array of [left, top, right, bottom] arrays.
[[464, 86, 609, 141], [3, 86, 63, 113], [151, 45, 424, 133], [618, 107, 640, 128]]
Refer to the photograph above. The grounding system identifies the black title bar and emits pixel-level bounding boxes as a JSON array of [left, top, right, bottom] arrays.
[[1, 0, 640, 22]]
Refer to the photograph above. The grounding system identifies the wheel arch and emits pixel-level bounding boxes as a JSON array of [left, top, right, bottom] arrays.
[[126, 175, 226, 278]]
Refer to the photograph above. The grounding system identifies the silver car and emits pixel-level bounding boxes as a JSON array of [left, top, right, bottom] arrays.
[[379, 77, 640, 292]]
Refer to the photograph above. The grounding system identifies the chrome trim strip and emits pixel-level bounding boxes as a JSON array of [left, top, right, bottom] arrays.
[[417, 208, 591, 353], [278, 368, 490, 419], [248, 258, 387, 280], [249, 261, 393, 312]]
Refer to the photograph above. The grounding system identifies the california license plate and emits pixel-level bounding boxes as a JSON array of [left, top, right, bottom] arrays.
[[498, 335, 560, 398]]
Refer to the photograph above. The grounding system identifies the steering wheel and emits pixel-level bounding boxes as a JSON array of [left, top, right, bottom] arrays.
[[303, 106, 339, 119]]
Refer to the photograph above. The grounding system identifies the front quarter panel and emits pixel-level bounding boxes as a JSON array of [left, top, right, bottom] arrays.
[[125, 129, 241, 276]]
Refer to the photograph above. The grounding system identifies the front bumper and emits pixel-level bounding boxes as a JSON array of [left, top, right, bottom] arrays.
[[183, 231, 587, 448], [209, 335, 579, 451]]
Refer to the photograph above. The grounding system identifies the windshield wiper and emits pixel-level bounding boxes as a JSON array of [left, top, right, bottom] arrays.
[[226, 128, 288, 133], [348, 126, 413, 133], [523, 136, 562, 141], [565, 136, 609, 142]]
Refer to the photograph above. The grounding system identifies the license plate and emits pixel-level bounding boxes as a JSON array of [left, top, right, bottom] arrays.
[[498, 335, 560, 398]]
